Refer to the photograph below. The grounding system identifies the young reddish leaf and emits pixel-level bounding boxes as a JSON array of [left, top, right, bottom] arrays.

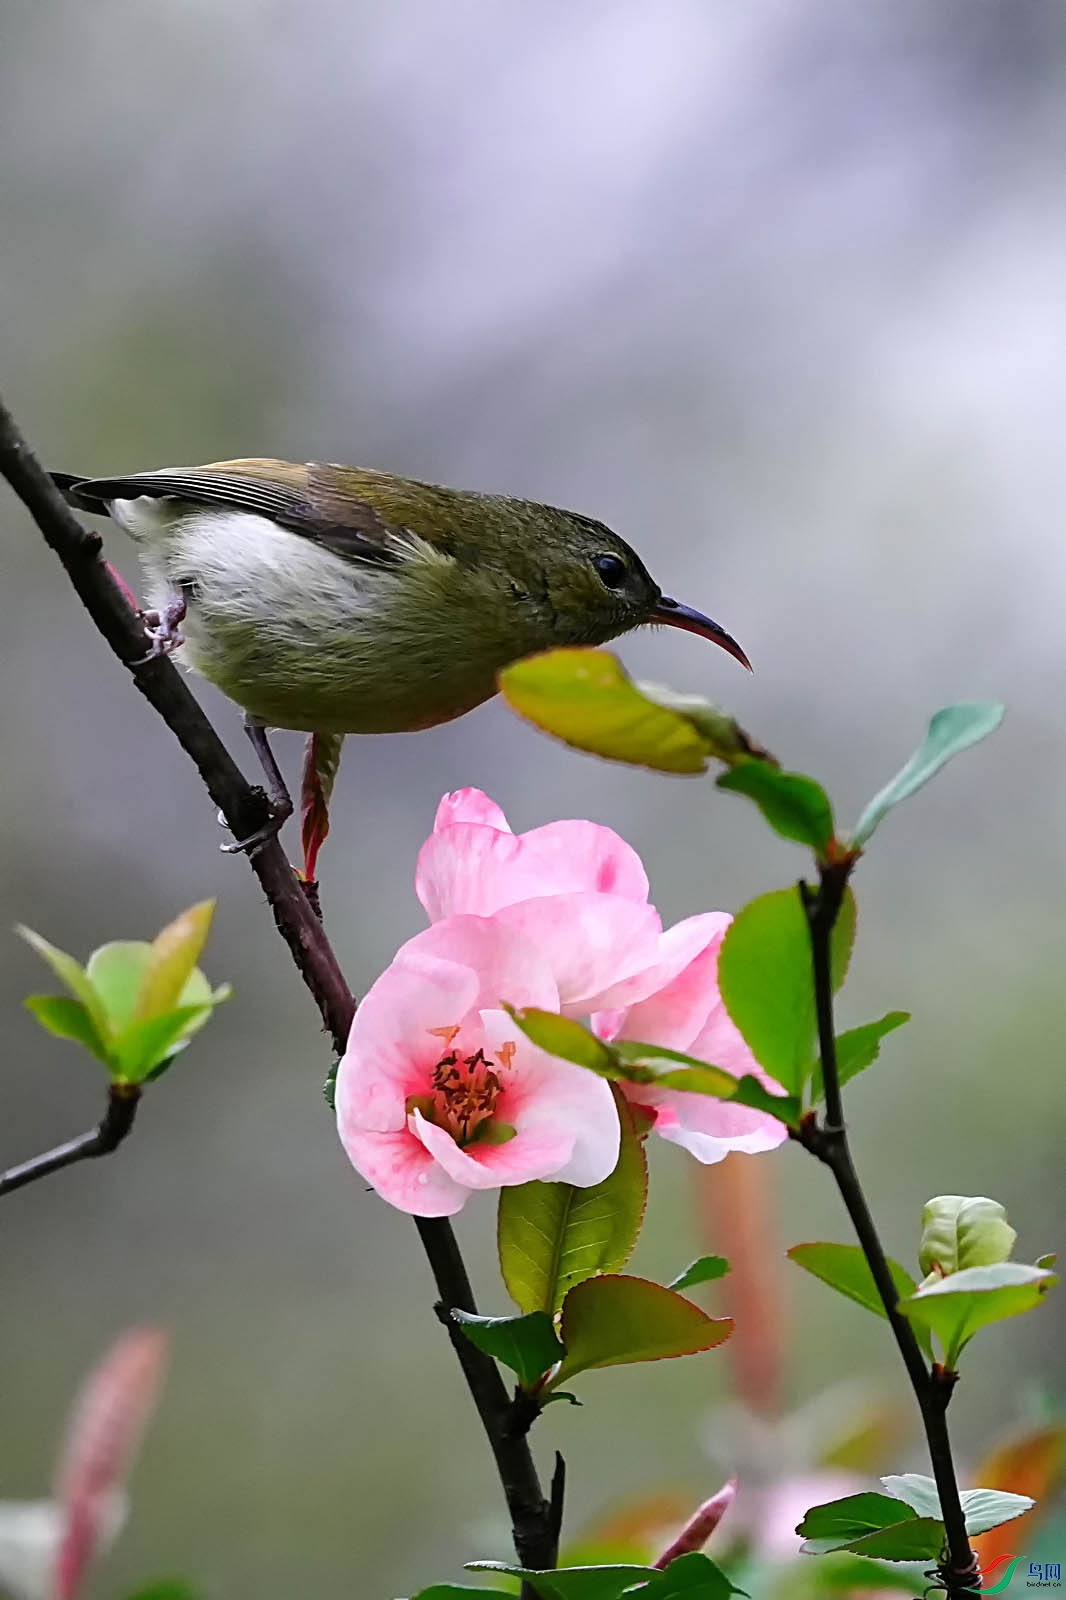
[[134, 902, 216, 1021], [498, 1093, 647, 1314], [450, 1310, 564, 1388], [652, 1481, 737, 1570], [716, 762, 835, 856], [54, 1328, 169, 1600], [300, 730, 344, 882], [24, 997, 112, 1068], [787, 1243, 932, 1357], [549, 1276, 732, 1387]]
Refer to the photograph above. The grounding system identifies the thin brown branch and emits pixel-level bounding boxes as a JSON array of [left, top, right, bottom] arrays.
[[799, 871, 979, 1597], [0, 392, 559, 1577], [0, 1083, 140, 1196]]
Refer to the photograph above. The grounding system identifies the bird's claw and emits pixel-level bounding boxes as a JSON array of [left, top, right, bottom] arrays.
[[133, 596, 187, 664], [217, 796, 294, 856]]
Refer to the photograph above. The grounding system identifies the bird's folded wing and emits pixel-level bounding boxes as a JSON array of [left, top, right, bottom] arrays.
[[62, 460, 407, 567]]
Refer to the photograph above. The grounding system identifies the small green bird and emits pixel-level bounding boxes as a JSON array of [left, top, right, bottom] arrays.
[[54, 459, 750, 847]]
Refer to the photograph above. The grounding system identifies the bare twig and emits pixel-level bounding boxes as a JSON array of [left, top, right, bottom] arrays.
[[0, 393, 560, 1580], [798, 869, 979, 1597], [0, 1084, 140, 1196]]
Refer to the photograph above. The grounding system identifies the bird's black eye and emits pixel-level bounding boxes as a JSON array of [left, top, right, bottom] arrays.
[[594, 553, 627, 589]]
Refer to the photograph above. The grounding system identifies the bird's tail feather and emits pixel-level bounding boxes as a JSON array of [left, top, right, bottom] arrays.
[[51, 472, 108, 516]]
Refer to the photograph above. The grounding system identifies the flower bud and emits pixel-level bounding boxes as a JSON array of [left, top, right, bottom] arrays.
[[918, 1195, 1017, 1279]]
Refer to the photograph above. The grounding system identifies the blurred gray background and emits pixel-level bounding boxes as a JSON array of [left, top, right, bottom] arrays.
[[1, 2, 1064, 1595]]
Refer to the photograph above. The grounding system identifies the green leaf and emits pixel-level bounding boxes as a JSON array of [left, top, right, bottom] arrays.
[[550, 1275, 731, 1387], [413, 1591, 515, 1600], [630, 1552, 746, 1596], [112, 1001, 219, 1083], [809, 1013, 910, 1101], [880, 1474, 1034, 1535], [716, 762, 835, 855], [17, 925, 111, 1041], [451, 1310, 564, 1388], [413, 1590, 516, 1600], [120, 1585, 204, 1600], [796, 1492, 943, 1561], [918, 1195, 1017, 1277], [498, 649, 770, 775], [24, 995, 113, 1067], [507, 1011, 800, 1124], [853, 702, 1005, 846], [499, 1092, 646, 1314], [787, 1243, 933, 1357], [669, 1256, 730, 1292], [506, 1008, 616, 1074], [898, 1261, 1058, 1368], [85, 941, 153, 1032], [134, 900, 216, 1020], [470, 1564, 655, 1599], [717, 888, 855, 1096]]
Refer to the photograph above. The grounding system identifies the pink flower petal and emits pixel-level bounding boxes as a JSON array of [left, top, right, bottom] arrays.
[[416, 824, 541, 919], [494, 894, 663, 1014], [342, 1125, 470, 1216], [480, 1011, 620, 1186], [416, 799, 649, 921], [433, 789, 512, 833], [398, 916, 559, 1012], [335, 952, 481, 1134], [592, 912, 733, 1022], [636, 1090, 788, 1163], [518, 819, 650, 902], [411, 1108, 576, 1189]]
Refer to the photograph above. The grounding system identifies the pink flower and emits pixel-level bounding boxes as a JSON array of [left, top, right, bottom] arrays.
[[415, 790, 675, 1014], [335, 916, 620, 1216], [593, 914, 789, 1164], [417, 789, 650, 916]]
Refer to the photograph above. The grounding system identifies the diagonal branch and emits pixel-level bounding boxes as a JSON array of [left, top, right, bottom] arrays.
[[0, 393, 559, 1580], [0, 402, 354, 1048], [0, 1083, 140, 1197]]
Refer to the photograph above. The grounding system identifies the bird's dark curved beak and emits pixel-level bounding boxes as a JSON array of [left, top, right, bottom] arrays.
[[652, 597, 752, 671]]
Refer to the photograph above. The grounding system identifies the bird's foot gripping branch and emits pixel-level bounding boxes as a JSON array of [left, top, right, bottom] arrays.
[[1, 387, 1056, 1600]]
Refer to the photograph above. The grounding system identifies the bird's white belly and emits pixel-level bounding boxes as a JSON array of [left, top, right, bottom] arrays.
[[111, 501, 493, 733]]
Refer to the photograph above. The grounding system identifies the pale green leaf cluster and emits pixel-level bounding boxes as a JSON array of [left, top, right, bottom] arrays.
[[20, 902, 229, 1084]]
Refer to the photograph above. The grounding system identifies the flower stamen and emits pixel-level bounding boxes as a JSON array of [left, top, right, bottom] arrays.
[[428, 1042, 511, 1145]]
